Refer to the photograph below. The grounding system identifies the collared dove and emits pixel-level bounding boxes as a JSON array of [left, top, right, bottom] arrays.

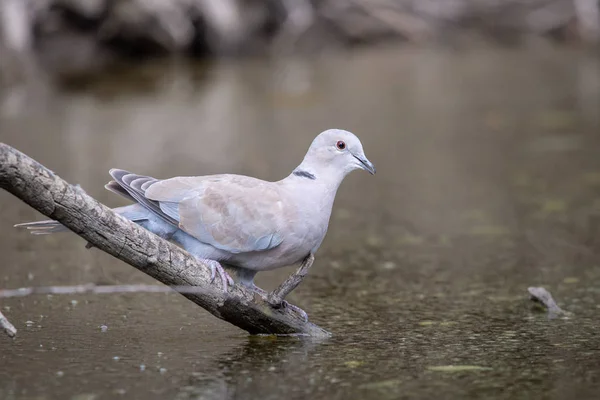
[[15, 129, 375, 318]]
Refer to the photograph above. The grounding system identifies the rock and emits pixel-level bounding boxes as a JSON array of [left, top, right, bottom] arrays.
[[55, 0, 107, 21], [99, 0, 195, 52]]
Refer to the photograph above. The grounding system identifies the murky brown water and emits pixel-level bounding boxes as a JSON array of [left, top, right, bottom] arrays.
[[1, 44, 600, 399]]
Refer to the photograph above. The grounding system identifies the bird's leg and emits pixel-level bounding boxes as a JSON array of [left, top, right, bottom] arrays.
[[198, 258, 234, 292]]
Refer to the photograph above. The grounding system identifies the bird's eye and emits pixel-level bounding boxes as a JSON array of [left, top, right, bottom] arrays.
[[336, 141, 346, 150]]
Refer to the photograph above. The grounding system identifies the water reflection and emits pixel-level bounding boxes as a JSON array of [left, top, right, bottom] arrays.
[[1, 44, 600, 399]]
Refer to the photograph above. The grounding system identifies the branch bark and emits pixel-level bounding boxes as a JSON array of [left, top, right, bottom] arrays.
[[0, 143, 330, 337]]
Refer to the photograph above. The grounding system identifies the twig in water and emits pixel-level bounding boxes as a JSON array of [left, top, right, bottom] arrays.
[[0, 309, 17, 338], [528, 286, 569, 319]]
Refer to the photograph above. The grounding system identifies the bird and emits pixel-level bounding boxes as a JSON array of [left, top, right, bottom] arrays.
[[15, 128, 376, 319]]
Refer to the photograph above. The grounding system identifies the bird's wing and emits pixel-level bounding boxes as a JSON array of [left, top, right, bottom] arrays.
[[112, 170, 286, 254], [107, 169, 178, 225]]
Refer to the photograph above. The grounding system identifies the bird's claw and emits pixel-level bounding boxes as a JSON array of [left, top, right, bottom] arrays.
[[268, 298, 309, 322], [249, 284, 308, 322], [280, 301, 308, 322], [205, 260, 234, 292]]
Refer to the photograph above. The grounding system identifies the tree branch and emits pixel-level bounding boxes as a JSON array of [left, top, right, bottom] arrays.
[[0, 143, 330, 337]]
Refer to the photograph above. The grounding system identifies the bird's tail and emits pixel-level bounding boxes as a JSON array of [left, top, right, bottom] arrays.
[[13, 219, 69, 235], [14, 205, 149, 236]]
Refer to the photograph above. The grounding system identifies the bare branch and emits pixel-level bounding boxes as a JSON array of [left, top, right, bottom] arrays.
[[0, 143, 330, 337]]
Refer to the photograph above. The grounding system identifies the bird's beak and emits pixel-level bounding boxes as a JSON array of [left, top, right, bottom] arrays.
[[354, 154, 376, 175]]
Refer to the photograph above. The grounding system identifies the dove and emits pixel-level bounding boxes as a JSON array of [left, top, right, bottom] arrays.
[[15, 129, 375, 318]]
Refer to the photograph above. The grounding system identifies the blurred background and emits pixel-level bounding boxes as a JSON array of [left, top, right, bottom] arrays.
[[1, 1, 600, 399]]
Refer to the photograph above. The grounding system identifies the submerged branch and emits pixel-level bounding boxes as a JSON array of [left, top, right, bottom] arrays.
[[0, 143, 330, 338], [0, 309, 17, 338]]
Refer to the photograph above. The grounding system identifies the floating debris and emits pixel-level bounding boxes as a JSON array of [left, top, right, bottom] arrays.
[[439, 321, 458, 327], [159, 368, 167, 374], [382, 261, 396, 270], [100, 325, 108, 332], [56, 371, 64, 377], [113, 356, 120, 361], [139, 364, 146, 371], [540, 199, 567, 213], [344, 361, 363, 368]]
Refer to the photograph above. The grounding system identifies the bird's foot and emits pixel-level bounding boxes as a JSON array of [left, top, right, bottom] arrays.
[[277, 301, 309, 323], [248, 284, 308, 322], [202, 259, 234, 292]]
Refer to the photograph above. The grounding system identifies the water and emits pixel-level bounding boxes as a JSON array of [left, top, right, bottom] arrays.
[[1, 44, 600, 399]]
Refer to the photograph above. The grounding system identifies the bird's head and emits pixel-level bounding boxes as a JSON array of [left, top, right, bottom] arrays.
[[302, 129, 376, 179]]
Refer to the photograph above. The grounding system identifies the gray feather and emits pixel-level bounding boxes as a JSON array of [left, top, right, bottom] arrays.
[[159, 202, 180, 221], [141, 179, 158, 191], [105, 181, 135, 202], [109, 169, 179, 226], [14, 220, 69, 234], [14, 205, 150, 236]]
